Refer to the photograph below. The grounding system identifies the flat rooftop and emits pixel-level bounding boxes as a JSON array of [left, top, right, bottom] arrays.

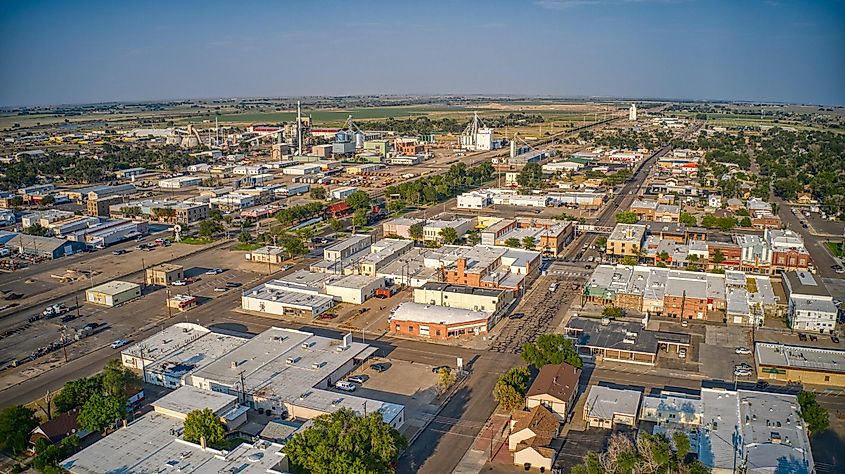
[[566, 317, 690, 354], [88, 280, 140, 295], [191, 327, 369, 392], [784, 271, 831, 297], [755, 342, 845, 374], [149, 263, 183, 273], [585, 385, 642, 418], [152, 385, 237, 417], [420, 281, 505, 298], [122, 323, 210, 360], [61, 412, 288, 474], [243, 283, 335, 310], [390, 302, 491, 325], [144, 331, 246, 385]]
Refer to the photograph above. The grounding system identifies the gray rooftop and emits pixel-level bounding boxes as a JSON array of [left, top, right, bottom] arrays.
[[152, 385, 237, 417], [585, 385, 642, 419], [61, 412, 288, 474], [783, 271, 831, 298], [756, 342, 845, 374], [566, 317, 690, 354]]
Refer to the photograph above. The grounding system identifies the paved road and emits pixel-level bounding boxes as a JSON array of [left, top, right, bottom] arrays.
[[398, 352, 520, 474], [772, 195, 840, 279]]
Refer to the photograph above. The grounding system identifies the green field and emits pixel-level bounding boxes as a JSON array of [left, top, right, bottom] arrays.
[[825, 241, 844, 257], [179, 104, 600, 127]]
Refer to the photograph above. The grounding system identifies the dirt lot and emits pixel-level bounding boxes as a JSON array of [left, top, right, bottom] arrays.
[[0, 243, 268, 390]]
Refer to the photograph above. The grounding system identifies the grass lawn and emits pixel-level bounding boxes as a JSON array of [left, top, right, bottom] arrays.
[[825, 241, 844, 257], [231, 242, 263, 251], [178, 236, 214, 245]]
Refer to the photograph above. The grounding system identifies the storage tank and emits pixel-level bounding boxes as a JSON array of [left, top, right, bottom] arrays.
[[355, 132, 365, 149]]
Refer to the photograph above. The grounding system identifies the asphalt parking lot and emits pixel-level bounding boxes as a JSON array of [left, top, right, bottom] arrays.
[[331, 359, 441, 439], [0, 244, 266, 389], [699, 325, 754, 381]]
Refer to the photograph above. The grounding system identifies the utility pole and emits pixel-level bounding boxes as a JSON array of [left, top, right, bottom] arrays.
[[61, 328, 68, 363]]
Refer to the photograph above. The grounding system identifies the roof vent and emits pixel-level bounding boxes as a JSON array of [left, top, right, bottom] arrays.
[[231, 361, 238, 369]]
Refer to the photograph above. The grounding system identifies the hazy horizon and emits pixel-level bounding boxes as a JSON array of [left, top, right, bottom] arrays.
[[2, 0, 843, 107]]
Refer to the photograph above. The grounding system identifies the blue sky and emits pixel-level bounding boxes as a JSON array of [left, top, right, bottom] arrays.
[[1, 0, 843, 106]]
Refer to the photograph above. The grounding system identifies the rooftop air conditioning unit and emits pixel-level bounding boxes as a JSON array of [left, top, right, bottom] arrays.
[[286, 356, 301, 364]]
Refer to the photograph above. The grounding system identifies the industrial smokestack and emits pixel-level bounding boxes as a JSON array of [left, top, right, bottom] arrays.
[[297, 101, 303, 156]]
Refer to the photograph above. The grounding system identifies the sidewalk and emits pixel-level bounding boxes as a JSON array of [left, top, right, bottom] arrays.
[[452, 413, 510, 474]]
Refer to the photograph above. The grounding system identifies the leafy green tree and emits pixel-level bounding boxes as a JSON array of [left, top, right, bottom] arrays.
[[620, 255, 639, 266], [798, 391, 830, 434], [439, 227, 458, 244], [436, 367, 457, 395], [310, 186, 327, 200], [78, 392, 126, 433], [238, 231, 252, 244], [602, 306, 624, 318], [10, 196, 24, 207], [521, 334, 583, 369], [522, 236, 536, 250], [23, 223, 52, 236], [493, 367, 531, 411], [101, 359, 139, 398], [284, 408, 406, 474], [33, 435, 79, 473], [198, 219, 222, 238], [345, 191, 371, 210], [329, 218, 344, 232], [615, 211, 638, 224], [54, 376, 103, 413], [679, 212, 697, 226], [712, 248, 725, 264], [353, 208, 369, 227], [183, 409, 226, 446], [409, 223, 424, 241], [673, 431, 691, 462], [0, 405, 40, 454], [208, 208, 224, 222], [739, 216, 752, 227], [595, 236, 607, 249], [516, 163, 543, 190], [281, 234, 307, 258], [504, 237, 521, 248], [40, 195, 55, 206]]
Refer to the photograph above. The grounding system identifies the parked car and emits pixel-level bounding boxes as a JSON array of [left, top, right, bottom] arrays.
[[205, 268, 223, 275], [214, 287, 228, 292], [809, 334, 818, 342], [735, 363, 752, 370], [318, 313, 337, 320], [171, 280, 187, 286], [370, 363, 389, 372], [548, 283, 558, 293], [348, 375, 367, 384], [678, 348, 687, 359], [226, 282, 242, 288], [735, 347, 752, 355], [431, 365, 451, 374], [734, 368, 752, 377], [681, 320, 688, 328], [334, 381, 356, 392], [798, 333, 808, 341], [112, 249, 128, 255], [756, 381, 769, 389], [510, 313, 524, 320], [832, 335, 841, 344], [111, 339, 128, 349]]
